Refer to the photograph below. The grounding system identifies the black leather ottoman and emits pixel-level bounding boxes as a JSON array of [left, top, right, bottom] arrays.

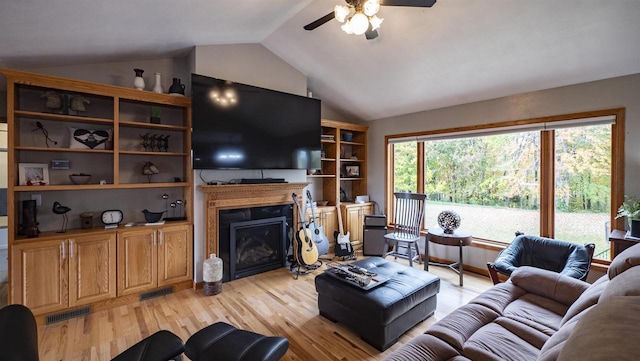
[[315, 257, 440, 351], [184, 322, 289, 361]]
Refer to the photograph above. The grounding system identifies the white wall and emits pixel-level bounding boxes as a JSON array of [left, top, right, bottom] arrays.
[[368, 73, 640, 277]]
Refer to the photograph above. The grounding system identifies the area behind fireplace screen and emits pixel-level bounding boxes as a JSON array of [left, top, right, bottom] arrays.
[[229, 216, 287, 280]]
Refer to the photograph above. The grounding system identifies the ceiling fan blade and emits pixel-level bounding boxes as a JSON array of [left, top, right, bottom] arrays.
[[365, 28, 379, 40], [304, 12, 336, 31], [380, 0, 436, 7]]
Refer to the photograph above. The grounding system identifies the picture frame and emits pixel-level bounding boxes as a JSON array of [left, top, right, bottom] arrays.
[[345, 165, 360, 178], [19, 163, 50, 186]]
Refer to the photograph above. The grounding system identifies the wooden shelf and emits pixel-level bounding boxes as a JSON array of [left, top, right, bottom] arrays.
[[14, 110, 113, 125], [15, 146, 114, 154], [119, 150, 189, 156], [118, 120, 189, 131]]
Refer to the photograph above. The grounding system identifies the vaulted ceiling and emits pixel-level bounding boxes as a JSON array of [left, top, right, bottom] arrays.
[[2, 0, 639, 121]]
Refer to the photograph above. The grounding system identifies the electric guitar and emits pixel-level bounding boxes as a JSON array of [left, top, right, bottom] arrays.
[[291, 193, 319, 266], [335, 204, 351, 245], [306, 190, 330, 256]]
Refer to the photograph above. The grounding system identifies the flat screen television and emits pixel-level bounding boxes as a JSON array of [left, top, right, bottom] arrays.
[[191, 73, 321, 170]]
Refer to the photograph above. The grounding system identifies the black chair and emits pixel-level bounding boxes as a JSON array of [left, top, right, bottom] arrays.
[[384, 192, 427, 267], [487, 234, 595, 285]]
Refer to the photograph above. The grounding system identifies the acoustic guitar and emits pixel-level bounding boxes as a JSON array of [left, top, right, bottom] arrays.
[[306, 190, 330, 256], [291, 193, 319, 266]]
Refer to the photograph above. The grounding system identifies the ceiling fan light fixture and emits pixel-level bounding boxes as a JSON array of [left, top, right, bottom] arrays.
[[341, 19, 354, 34], [350, 12, 369, 35], [363, 0, 380, 17], [334, 4, 351, 23], [369, 15, 383, 30]]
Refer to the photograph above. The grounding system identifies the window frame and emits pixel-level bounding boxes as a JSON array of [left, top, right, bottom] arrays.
[[384, 108, 625, 262]]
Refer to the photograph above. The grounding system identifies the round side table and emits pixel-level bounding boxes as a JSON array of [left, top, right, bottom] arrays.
[[425, 226, 473, 286]]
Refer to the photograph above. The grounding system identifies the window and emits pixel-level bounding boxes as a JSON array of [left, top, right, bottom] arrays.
[[386, 109, 624, 261]]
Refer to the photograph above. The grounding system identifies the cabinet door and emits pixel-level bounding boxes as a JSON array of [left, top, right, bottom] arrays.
[[344, 204, 374, 243], [68, 233, 116, 307], [117, 229, 157, 296], [11, 239, 68, 315], [318, 207, 338, 248], [157, 224, 192, 287]]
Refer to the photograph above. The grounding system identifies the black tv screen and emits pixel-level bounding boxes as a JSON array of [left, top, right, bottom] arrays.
[[191, 74, 321, 170]]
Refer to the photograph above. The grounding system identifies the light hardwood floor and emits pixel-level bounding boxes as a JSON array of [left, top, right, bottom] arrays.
[[37, 258, 492, 360]]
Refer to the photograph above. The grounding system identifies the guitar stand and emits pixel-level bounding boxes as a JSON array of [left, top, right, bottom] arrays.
[[289, 259, 322, 280]]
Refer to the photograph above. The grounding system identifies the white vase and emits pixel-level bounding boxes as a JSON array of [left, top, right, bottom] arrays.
[[152, 73, 163, 94], [133, 68, 145, 90]]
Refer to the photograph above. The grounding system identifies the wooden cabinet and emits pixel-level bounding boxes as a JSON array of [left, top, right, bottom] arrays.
[[2, 68, 194, 316], [118, 224, 192, 296], [341, 202, 374, 244], [11, 232, 116, 315], [309, 120, 368, 207]]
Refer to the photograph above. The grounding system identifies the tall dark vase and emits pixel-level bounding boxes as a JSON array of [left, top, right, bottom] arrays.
[[168, 78, 185, 95], [20, 200, 39, 238], [630, 219, 640, 238]]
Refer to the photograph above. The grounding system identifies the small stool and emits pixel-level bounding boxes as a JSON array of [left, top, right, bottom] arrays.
[[111, 330, 184, 361], [184, 322, 289, 361]]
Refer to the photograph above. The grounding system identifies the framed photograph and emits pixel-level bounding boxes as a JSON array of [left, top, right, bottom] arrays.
[[19, 163, 49, 186], [345, 165, 360, 178]]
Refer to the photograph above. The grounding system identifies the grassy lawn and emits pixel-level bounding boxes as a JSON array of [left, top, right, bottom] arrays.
[[425, 202, 611, 260]]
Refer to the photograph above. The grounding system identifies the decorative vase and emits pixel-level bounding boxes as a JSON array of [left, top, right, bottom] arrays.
[[152, 72, 163, 94], [437, 210, 461, 234], [133, 68, 145, 90], [168, 78, 185, 96]]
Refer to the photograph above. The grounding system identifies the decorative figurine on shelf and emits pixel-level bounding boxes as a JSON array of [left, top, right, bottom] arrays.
[[142, 161, 159, 182], [168, 78, 185, 96], [32, 121, 58, 148], [69, 95, 90, 115], [142, 209, 165, 223], [162, 193, 169, 214], [41, 91, 62, 113], [158, 134, 170, 152], [52, 201, 71, 233], [133, 68, 145, 90], [139, 133, 151, 151]]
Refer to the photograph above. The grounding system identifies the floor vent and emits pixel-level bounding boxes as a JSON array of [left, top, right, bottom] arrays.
[[46, 306, 91, 325], [140, 287, 173, 301]]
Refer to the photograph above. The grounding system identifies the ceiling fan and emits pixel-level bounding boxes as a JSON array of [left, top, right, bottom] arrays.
[[304, 0, 437, 40]]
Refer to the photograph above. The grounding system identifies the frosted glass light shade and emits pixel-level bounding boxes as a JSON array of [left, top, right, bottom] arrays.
[[334, 5, 350, 23], [350, 13, 369, 35], [363, 0, 380, 17]]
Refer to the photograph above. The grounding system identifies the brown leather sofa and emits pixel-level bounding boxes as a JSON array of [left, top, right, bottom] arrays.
[[384, 242, 640, 361]]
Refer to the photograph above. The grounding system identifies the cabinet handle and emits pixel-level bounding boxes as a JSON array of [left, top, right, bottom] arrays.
[[61, 241, 66, 259], [159, 230, 164, 245], [153, 231, 157, 246], [69, 239, 75, 258]]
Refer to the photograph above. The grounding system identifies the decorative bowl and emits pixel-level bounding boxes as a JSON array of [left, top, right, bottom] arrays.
[[316, 200, 329, 206], [69, 174, 91, 185]]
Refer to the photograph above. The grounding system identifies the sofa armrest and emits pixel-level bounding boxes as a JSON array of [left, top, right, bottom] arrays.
[[509, 266, 590, 307]]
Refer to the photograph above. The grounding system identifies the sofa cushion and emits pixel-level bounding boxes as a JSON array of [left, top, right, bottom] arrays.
[[559, 275, 608, 326], [607, 242, 640, 279], [599, 265, 640, 302], [463, 322, 542, 361], [537, 311, 584, 361], [469, 282, 527, 314], [510, 266, 589, 307], [558, 296, 640, 361], [383, 334, 460, 361], [503, 294, 566, 331], [426, 303, 499, 351]]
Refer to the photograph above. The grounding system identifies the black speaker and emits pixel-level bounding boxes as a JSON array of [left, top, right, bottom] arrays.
[[363, 214, 388, 256]]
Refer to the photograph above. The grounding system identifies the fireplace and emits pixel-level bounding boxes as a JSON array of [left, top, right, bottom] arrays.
[[219, 205, 293, 281]]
